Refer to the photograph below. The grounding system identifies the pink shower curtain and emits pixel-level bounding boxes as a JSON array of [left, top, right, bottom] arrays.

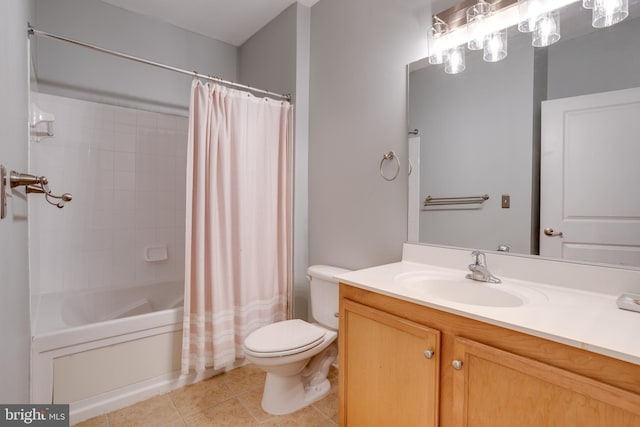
[[182, 80, 292, 373]]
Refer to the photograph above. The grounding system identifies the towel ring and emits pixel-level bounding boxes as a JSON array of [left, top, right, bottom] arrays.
[[380, 151, 400, 181]]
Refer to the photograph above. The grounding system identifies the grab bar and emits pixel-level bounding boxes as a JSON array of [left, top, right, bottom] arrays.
[[423, 194, 489, 207]]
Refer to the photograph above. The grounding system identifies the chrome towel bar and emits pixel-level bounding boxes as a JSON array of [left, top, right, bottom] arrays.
[[423, 194, 489, 207]]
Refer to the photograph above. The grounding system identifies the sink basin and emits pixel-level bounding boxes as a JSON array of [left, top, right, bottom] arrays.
[[394, 271, 546, 308]]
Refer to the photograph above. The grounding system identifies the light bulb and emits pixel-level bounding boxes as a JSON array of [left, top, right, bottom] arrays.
[[518, 0, 542, 33], [592, 0, 628, 28], [429, 39, 447, 65], [484, 30, 507, 62], [532, 11, 561, 47], [445, 46, 466, 75]]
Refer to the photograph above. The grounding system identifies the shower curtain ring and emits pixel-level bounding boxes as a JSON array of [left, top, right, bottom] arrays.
[[380, 151, 400, 181]]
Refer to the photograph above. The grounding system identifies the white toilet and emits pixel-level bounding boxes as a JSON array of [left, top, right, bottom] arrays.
[[243, 265, 350, 415]]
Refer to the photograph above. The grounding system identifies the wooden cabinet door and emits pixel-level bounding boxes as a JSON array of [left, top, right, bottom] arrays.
[[340, 299, 440, 427], [452, 337, 640, 427]]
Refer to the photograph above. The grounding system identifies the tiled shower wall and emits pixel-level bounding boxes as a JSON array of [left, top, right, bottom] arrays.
[[30, 93, 187, 295]]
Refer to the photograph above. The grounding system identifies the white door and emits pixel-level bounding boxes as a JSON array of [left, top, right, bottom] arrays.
[[540, 87, 640, 267]]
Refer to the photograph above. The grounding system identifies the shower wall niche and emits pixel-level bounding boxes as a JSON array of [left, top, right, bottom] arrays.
[[30, 93, 187, 296]]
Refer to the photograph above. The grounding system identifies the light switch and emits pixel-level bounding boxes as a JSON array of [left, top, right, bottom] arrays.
[[502, 194, 510, 209]]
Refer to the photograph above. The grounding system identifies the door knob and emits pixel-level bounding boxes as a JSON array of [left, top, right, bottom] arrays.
[[543, 228, 563, 237], [424, 350, 435, 359], [452, 360, 463, 370]]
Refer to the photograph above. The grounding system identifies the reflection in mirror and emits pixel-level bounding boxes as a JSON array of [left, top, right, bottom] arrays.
[[408, 1, 640, 267]]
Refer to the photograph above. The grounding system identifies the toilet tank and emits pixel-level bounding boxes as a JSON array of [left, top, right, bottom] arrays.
[[307, 265, 351, 330]]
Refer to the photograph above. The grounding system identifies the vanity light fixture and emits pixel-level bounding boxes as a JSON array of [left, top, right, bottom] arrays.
[[592, 0, 629, 28], [428, 0, 632, 76]]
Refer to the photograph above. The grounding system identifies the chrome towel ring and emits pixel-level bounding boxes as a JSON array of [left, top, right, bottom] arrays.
[[380, 151, 400, 181]]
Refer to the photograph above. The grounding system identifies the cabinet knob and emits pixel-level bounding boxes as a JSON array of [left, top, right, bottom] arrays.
[[452, 359, 463, 370], [423, 350, 435, 359]]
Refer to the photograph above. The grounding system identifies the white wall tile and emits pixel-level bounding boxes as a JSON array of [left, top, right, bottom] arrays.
[[114, 126, 137, 153], [157, 114, 176, 131], [97, 149, 115, 171], [30, 93, 186, 295], [89, 209, 114, 230], [156, 208, 175, 229], [114, 190, 135, 211], [88, 250, 113, 289], [114, 171, 135, 191], [115, 110, 137, 126], [114, 152, 135, 172], [137, 111, 157, 129]]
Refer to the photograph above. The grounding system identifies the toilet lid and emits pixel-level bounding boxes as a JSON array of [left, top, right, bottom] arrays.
[[244, 319, 326, 356]]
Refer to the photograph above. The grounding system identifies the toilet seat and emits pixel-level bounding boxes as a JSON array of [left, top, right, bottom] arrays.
[[244, 319, 327, 357]]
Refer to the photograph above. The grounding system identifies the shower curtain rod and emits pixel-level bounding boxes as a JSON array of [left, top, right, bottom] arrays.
[[27, 25, 292, 102]]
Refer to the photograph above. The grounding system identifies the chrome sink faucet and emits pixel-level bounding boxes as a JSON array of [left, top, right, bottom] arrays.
[[466, 250, 501, 284]]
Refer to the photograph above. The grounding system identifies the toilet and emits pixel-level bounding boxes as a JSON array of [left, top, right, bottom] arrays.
[[243, 265, 350, 415]]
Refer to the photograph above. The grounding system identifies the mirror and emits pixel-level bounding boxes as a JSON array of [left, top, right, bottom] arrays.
[[408, 0, 640, 267]]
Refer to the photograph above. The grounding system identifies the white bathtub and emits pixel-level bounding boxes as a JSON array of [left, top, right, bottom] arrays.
[[30, 282, 214, 425]]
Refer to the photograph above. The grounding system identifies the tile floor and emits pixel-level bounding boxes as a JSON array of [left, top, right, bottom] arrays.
[[74, 364, 338, 426]]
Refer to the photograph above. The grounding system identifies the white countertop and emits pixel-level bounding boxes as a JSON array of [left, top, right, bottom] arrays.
[[337, 260, 640, 366]]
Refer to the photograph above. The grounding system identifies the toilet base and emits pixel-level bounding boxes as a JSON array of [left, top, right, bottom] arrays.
[[260, 343, 337, 415], [261, 373, 331, 415]]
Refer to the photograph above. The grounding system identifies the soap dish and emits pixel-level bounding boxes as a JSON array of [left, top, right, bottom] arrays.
[[616, 293, 640, 313]]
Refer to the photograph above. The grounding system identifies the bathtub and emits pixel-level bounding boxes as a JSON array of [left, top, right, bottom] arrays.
[[30, 282, 213, 424]]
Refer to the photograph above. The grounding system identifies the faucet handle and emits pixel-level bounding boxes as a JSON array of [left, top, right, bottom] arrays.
[[470, 250, 485, 265]]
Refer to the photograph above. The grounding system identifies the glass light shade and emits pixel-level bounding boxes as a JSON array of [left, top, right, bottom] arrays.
[[445, 46, 466, 74], [592, 0, 628, 28], [428, 40, 447, 65], [467, 1, 492, 50], [428, 21, 449, 65], [583, 0, 595, 9], [518, 0, 542, 33], [484, 29, 508, 62], [532, 11, 561, 47]]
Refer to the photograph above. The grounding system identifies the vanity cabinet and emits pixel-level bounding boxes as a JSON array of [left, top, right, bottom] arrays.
[[340, 299, 440, 426], [339, 284, 640, 427]]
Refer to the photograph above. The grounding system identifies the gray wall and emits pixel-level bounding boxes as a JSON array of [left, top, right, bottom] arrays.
[[548, 16, 640, 100], [239, 4, 297, 97], [239, 3, 312, 320], [309, 0, 426, 269], [409, 36, 537, 254], [0, 0, 35, 403], [34, 0, 238, 115]]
